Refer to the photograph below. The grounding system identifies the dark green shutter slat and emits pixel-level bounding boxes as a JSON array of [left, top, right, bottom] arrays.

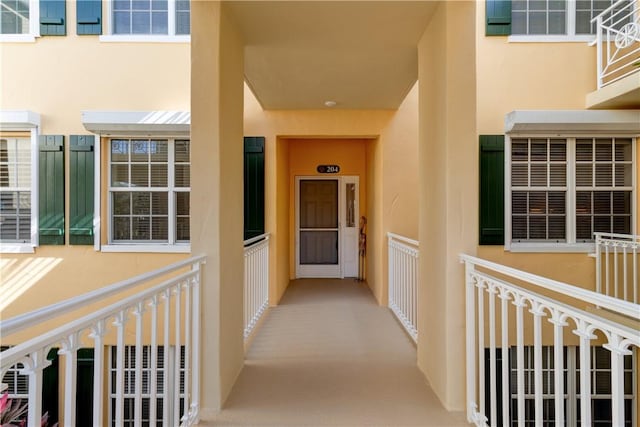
[[76, 348, 95, 424], [244, 137, 265, 241], [479, 135, 504, 245], [77, 0, 102, 35], [39, 135, 65, 245], [40, 0, 66, 36], [70, 136, 95, 245], [42, 347, 59, 424], [486, 0, 511, 36]]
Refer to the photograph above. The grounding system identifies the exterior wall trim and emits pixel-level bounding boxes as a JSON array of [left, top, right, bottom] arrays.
[[505, 110, 640, 134], [81, 111, 190, 136]]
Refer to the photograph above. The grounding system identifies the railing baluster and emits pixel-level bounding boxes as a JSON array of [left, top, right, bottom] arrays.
[[515, 298, 525, 427], [25, 350, 45, 427], [184, 280, 192, 423], [163, 290, 171, 427], [623, 245, 628, 302], [606, 243, 610, 296], [174, 284, 182, 427], [488, 285, 497, 427], [134, 302, 144, 427], [192, 262, 202, 424], [477, 280, 486, 423], [114, 311, 127, 427], [531, 305, 544, 427], [614, 244, 619, 299], [550, 313, 565, 426], [61, 333, 79, 427], [577, 322, 593, 427], [634, 245, 638, 304], [90, 321, 106, 427], [150, 297, 159, 426], [464, 261, 477, 424], [499, 290, 509, 427]]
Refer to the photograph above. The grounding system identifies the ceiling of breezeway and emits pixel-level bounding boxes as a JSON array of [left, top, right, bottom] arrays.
[[226, 1, 438, 110]]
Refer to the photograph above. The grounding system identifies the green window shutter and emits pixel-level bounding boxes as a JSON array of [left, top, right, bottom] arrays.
[[76, 348, 95, 423], [40, 0, 66, 36], [77, 0, 102, 35], [486, 0, 511, 36], [42, 347, 59, 424], [39, 135, 65, 245], [479, 135, 504, 245], [244, 137, 265, 241], [69, 136, 94, 245]]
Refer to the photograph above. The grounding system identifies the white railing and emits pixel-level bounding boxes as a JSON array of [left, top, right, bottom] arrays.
[[387, 232, 419, 343], [0, 255, 205, 427], [593, 0, 640, 89], [595, 232, 640, 304], [461, 254, 640, 427], [244, 233, 270, 340]]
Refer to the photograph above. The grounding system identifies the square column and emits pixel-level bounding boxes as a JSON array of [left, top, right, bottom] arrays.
[[191, 1, 245, 416]]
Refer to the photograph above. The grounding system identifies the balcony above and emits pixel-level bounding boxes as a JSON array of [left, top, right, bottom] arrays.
[[587, 0, 640, 109], [587, 71, 640, 109]]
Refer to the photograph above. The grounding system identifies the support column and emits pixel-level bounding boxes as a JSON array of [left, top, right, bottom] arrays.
[[191, 1, 245, 416], [417, 1, 477, 411]]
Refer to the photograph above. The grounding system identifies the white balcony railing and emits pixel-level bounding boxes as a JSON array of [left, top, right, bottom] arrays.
[[593, 0, 640, 89], [244, 233, 270, 340], [0, 255, 205, 427], [461, 254, 640, 427], [595, 232, 640, 304], [387, 232, 418, 343]]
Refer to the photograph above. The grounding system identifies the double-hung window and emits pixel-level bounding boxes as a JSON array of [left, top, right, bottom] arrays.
[[108, 138, 190, 249], [507, 136, 635, 250], [0, 137, 32, 244], [109, 0, 190, 38], [0, 0, 38, 41], [508, 0, 633, 39]]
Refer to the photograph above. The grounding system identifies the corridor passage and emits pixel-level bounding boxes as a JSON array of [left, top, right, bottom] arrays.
[[207, 279, 468, 426]]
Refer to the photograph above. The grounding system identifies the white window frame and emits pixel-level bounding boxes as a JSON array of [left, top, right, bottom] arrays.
[[102, 136, 190, 253], [505, 134, 636, 253], [508, 0, 629, 42], [507, 346, 636, 426], [100, 0, 190, 43], [108, 345, 186, 427], [0, 0, 40, 42], [0, 111, 40, 254]]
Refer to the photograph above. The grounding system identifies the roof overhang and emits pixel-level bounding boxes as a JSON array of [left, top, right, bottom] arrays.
[[82, 111, 190, 136], [505, 110, 640, 135], [0, 110, 41, 130]]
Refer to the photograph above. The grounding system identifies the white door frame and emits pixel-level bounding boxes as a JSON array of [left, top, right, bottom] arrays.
[[294, 176, 359, 278]]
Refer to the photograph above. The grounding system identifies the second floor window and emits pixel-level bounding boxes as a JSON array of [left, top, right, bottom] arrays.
[[511, 0, 632, 36], [112, 0, 190, 36], [109, 138, 190, 245], [0, 137, 32, 243], [508, 136, 634, 247], [0, 0, 30, 34]]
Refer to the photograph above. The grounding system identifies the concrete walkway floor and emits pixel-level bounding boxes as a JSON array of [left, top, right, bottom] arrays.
[[203, 279, 468, 426]]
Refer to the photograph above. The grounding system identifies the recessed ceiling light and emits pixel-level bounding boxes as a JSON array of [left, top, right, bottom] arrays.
[[324, 100, 337, 107]]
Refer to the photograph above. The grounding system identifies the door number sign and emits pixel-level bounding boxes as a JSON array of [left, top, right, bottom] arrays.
[[317, 165, 340, 174]]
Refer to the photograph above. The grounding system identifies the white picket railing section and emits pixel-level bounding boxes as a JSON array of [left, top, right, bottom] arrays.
[[593, 0, 640, 89], [461, 254, 640, 427], [387, 232, 419, 343], [0, 255, 205, 427], [244, 233, 270, 340], [595, 232, 640, 304]]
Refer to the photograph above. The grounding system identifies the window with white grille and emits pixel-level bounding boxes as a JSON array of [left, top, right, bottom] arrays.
[[485, 346, 636, 425], [111, 0, 190, 36], [108, 345, 185, 427], [0, 137, 32, 243], [507, 137, 635, 249], [511, 0, 633, 36], [108, 138, 190, 245]]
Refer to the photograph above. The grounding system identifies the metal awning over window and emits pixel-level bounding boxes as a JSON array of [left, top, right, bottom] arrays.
[[81, 111, 190, 136], [505, 110, 640, 135]]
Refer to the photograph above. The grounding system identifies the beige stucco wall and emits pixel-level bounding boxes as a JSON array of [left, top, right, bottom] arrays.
[[0, 4, 190, 327], [418, 0, 477, 412]]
